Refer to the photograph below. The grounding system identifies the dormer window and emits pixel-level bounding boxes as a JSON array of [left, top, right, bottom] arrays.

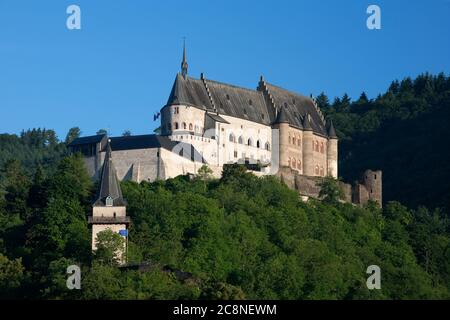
[[105, 196, 113, 207]]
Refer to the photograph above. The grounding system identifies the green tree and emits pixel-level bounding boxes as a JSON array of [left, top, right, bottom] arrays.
[[65, 127, 81, 144], [0, 253, 24, 298], [94, 229, 125, 266], [318, 176, 344, 204]]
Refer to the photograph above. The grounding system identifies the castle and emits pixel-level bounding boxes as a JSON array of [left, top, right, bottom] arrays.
[[69, 45, 382, 208]]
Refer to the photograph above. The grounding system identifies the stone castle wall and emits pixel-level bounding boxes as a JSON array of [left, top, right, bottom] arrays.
[[276, 166, 382, 207]]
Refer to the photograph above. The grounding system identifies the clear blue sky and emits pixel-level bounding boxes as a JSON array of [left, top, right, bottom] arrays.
[[1, 0, 449, 139]]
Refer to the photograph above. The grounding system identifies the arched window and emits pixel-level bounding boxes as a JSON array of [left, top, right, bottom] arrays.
[[297, 136, 301, 147], [248, 138, 253, 147], [292, 136, 296, 145], [256, 140, 260, 148], [238, 136, 243, 144], [292, 158, 296, 169], [320, 142, 324, 154], [174, 122, 179, 130], [183, 122, 187, 130], [297, 160, 301, 169], [229, 133, 235, 143], [315, 165, 320, 175], [265, 142, 270, 151], [189, 123, 193, 131]]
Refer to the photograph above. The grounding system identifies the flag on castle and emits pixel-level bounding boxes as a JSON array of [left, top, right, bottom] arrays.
[[153, 112, 161, 121]]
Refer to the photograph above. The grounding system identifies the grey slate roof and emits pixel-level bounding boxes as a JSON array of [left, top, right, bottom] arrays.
[[204, 79, 271, 125], [68, 134, 106, 146], [302, 114, 313, 131], [328, 120, 338, 139], [264, 83, 326, 135], [165, 74, 329, 137], [166, 74, 213, 110], [94, 142, 126, 207], [108, 134, 179, 152], [274, 107, 289, 124]]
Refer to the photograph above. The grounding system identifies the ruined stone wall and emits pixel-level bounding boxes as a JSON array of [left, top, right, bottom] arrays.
[[276, 166, 382, 207]]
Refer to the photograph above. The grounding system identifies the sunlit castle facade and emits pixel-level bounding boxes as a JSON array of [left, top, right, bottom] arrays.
[[69, 45, 339, 185]]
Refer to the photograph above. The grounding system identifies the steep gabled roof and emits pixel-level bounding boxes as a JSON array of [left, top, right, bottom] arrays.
[[264, 83, 326, 135], [94, 142, 126, 207], [204, 79, 270, 125], [164, 74, 328, 136]]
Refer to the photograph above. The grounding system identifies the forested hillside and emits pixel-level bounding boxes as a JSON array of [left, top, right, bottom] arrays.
[[318, 73, 450, 211], [1, 73, 449, 299], [0, 157, 449, 299]]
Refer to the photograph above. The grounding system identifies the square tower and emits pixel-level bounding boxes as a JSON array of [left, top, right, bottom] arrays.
[[88, 141, 130, 264]]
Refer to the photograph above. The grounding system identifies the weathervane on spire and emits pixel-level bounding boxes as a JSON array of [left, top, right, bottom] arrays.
[[181, 37, 188, 79]]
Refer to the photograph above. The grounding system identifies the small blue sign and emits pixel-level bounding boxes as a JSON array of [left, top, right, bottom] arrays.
[[119, 229, 128, 237]]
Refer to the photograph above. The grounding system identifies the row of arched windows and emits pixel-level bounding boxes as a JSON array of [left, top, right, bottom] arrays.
[[288, 133, 302, 147], [313, 140, 325, 154], [287, 159, 326, 176], [287, 132, 326, 155], [229, 134, 270, 150], [288, 157, 302, 171], [171, 122, 203, 133]]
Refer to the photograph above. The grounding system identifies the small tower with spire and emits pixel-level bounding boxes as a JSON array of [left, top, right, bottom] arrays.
[[89, 140, 130, 264], [181, 39, 188, 78]]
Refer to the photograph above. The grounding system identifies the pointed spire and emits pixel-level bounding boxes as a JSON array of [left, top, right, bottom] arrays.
[[167, 73, 185, 106], [328, 120, 338, 139], [94, 139, 126, 206], [302, 114, 313, 131], [274, 107, 289, 124], [181, 38, 188, 79]]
